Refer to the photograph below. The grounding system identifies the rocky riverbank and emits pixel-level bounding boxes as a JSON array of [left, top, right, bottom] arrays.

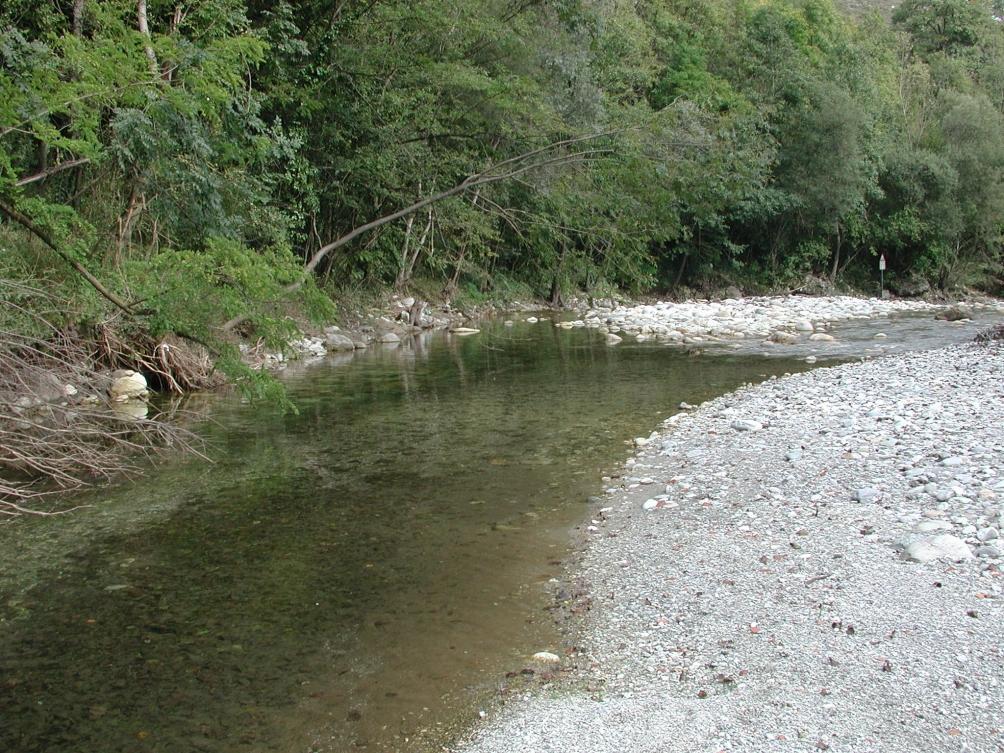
[[258, 293, 1004, 370], [247, 293, 540, 369], [458, 340, 1004, 753], [562, 295, 1003, 347]]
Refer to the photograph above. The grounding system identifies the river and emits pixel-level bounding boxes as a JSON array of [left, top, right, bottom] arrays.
[[0, 312, 996, 753]]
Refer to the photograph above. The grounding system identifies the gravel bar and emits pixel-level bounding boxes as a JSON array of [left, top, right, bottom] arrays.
[[459, 343, 1004, 753]]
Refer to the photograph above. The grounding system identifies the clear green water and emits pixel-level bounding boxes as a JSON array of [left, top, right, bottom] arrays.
[[0, 321, 815, 753]]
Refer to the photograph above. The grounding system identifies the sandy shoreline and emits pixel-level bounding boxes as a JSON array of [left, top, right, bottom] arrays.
[[457, 341, 1004, 753]]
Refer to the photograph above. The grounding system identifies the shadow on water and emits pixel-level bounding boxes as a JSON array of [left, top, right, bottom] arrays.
[[2, 312, 986, 752]]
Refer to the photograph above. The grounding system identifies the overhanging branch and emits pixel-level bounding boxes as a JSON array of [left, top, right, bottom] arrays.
[[0, 197, 146, 316], [16, 158, 91, 187], [220, 131, 619, 332]]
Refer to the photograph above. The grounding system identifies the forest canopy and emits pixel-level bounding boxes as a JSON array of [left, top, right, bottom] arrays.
[[1, 0, 1002, 349]]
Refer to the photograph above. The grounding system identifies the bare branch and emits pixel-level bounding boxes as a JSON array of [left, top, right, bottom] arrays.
[[16, 158, 91, 187], [221, 131, 618, 332], [0, 307, 209, 514], [0, 197, 145, 316]]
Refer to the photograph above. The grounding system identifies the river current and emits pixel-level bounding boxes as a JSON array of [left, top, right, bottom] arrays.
[[0, 312, 996, 752]]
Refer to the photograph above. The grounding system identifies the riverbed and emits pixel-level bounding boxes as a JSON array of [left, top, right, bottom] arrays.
[[0, 310, 999, 753]]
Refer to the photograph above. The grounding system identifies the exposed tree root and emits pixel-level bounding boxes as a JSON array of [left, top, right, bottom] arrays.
[[1, 288, 208, 514]]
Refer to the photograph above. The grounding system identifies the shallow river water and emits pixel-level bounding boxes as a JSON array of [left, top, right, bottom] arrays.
[[0, 312, 997, 753]]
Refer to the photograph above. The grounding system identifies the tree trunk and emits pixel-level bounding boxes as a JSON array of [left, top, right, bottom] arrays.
[[72, 0, 85, 36], [549, 242, 567, 307], [137, 0, 160, 77], [408, 300, 427, 327], [829, 221, 842, 283], [395, 213, 415, 289], [113, 188, 143, 266], [445, 242, 467, 300], [398, 208, 432, 289], [163, 4, 184, 82], [674, 251, 688, 289]]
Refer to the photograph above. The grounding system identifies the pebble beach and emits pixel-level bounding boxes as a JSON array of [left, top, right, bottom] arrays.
[[459, 335, 1004, 753]]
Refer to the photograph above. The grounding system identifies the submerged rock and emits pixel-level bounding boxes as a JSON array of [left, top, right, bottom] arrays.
[[531, 651, 560, 665], [769, 331, 798, 344], [936, 305, 972, 322], [110, 399, 149, 420]]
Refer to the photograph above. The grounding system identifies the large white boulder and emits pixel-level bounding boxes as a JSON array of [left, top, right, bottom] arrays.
[[108, 370, 148, 402]]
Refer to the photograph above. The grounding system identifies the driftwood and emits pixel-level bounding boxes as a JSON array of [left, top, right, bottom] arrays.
[[0, 287, 205, 516]]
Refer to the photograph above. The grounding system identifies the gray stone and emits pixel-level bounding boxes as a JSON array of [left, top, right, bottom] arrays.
[[731, 419, 763, 432], [324, 332, 356, 351], [377, 332, 401, 344], [769, 331, 798, 344], [723, 285, 743, 300], [531, 651, 560, 665], [905, 535, 973, 563], [935, 305, 972, 322], [915, 520, 953, 533], [854, 487, 880, 503], [975, 545, 1002, 558], [977, 526, 999, 542]]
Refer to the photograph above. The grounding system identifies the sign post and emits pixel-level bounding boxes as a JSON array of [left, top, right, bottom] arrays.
[[879, 254, 886, 298]]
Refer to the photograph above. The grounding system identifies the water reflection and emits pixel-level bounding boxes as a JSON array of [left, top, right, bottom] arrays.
[[0, 319, 894, 753]]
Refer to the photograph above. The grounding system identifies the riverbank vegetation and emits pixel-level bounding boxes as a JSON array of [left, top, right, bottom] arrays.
[[3, 0, 1003, 326], [1, 0, 1003, 502]]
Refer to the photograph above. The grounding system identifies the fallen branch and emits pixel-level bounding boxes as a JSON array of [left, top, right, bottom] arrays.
[[0, 197, 146, 316], [222, 131, 618, 332]]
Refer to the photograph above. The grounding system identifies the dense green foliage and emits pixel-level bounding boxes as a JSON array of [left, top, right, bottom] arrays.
[[1, 0, 1002, 360]]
